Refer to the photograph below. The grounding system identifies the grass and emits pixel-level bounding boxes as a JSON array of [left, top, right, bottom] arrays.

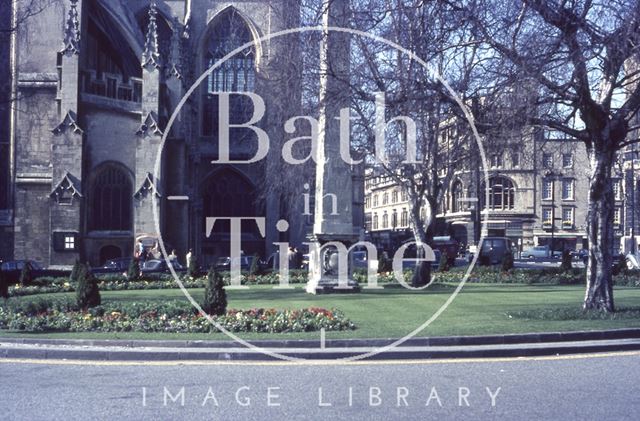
[[2, 283, 640, 340]]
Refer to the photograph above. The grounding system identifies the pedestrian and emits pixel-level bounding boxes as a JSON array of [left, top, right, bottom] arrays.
[[136, 240, 146, 263], [186, 248, 193, 267], [294, 247, 304, 269], [288, 247, 296, 269]]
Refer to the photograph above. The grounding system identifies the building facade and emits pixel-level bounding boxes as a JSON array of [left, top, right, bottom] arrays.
[[3, 0, 361, 268], [364, 128, 592, 254]]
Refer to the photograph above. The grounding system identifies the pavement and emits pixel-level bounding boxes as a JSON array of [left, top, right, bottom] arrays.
[[2, 328, 640, 361]]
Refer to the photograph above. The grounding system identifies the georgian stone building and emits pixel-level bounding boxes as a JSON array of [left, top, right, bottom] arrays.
[[364, 128, 592, 254], [2, 0, 334, 267]]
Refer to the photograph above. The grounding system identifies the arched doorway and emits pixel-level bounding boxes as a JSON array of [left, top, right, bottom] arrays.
[[99, 245, 122, 265], [201, 168, 264, 265]]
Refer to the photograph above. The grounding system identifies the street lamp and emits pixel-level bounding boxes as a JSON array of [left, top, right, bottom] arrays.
[[545, 170, 563, 254]]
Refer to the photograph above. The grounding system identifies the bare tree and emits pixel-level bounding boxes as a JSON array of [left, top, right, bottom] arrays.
[[343, 0, 482, 285], [444, 0, 640, 312]]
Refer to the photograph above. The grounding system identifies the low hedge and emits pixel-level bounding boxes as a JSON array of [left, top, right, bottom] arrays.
[[7, 268, 639, 298], [0, 297, 356, 334]]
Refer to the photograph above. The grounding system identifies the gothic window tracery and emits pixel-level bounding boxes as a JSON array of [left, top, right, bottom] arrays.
[[202, 9, 256, 137]]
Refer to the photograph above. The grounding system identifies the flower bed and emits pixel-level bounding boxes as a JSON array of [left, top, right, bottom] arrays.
[[0, 298, 356, 334]]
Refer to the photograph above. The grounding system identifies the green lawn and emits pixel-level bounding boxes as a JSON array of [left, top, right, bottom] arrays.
[[2, 283, 640, 340]]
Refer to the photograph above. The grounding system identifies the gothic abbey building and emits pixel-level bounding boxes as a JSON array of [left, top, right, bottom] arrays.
[[0, 0, 332, 267]]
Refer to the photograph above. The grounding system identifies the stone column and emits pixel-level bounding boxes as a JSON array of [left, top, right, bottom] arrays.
[[134, 2, 164, 240], [306, 0, 359, 294], [49, 0, 83, 266], [163, 17, 189, 257]]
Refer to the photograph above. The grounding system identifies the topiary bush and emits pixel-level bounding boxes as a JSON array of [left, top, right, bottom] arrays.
[[19, 263, 33, 286], [69, 259, 81, 284], [249, 253, 260, 276], [560, 250, 573, 272], [0, 270, 7, 299], [613, 254, 628, 276], [76, 263, 101, 308], [127, 259, 140, 280], [437, 252, 450, 272], [202, 268, 227, 316], [188, 255, 199, 278], [502, 251, 514, 272], [378, 253, 392, 273]]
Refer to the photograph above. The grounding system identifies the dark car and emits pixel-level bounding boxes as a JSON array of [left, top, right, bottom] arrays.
[[570, 249, 589, 262], [214, 256, 259, 272], [401, 249, 442, 271], [478, 237, 515, 265], [100, 257, 133, 272], [140, 259, 186, 274], [0, 260, 43, 284], [431, 236, 459, 265]]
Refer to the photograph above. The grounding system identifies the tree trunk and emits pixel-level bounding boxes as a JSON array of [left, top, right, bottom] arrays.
[[409, 195, 432, 287], [584, 147, 615, 312]]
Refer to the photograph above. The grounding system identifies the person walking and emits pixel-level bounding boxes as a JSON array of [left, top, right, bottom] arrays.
[[294, 247, 304, 269], [287, 247, 296, 270], [136, 240, 146, 263], [186, 249, 193, 267]]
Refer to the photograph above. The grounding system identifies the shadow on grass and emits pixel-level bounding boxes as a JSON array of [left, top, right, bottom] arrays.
[[507, 306, 640, 320]]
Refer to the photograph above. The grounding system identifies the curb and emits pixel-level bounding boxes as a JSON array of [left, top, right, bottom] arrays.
[[2, 329, 640, 361]]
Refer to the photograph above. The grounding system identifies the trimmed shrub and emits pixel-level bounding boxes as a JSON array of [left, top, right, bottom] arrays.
[[0, 270, 7, 299], [188, 255, 198, 278], [19, 263, 33, 286], [76, 263, 101, 308], [127, 259, 140, 280], [438, 252, 450, 272], [202, 268, 227, 316], [249, 254, 260, 276], [378, 254, 392, 273], [560, 250, 573, 272], [502, 252, 514, 272], [613, 254, 628, 276], [69, 259, 81, 284]]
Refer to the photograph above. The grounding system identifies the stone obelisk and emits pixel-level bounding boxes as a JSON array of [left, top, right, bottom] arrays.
[[306, 0, 359, 294]]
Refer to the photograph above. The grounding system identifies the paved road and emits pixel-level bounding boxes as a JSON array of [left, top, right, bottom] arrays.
[[1, 352, 638, 420]]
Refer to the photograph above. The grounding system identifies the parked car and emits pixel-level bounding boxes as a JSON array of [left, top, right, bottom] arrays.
[[520, 245, 562, 259], [140, 259, 186, 274], [401, 249, 442, 270], [478, 237, 515, 265], [0, 260, 69, 284], [431, 236, 459, 265], [214, 256, 259, 272], [93, 257, 133, 274], [0, 260, 42, 284], [570, 249, 589, 262], [352, 250, 368, 269]]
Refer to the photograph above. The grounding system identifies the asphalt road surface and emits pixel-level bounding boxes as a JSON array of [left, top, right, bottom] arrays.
[[1, 351, 638, 420]]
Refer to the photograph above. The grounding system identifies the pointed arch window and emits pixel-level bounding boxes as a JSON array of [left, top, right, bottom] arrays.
[[90, 166, 132, 231], [202, 169, 258, 236], [203, 9, 256, 137]]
